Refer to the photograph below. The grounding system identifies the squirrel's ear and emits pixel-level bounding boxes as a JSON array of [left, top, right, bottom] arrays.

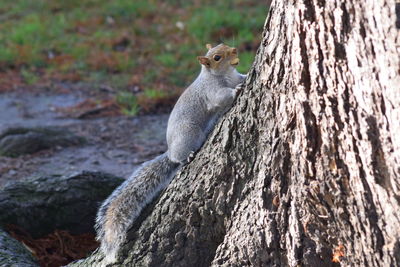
[[206, 43, 212, 50], [197, 56, 210, 67]]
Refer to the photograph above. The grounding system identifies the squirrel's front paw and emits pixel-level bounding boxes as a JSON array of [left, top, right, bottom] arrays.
[[234, 83, 244, 97], [187, 151, 196, 163]]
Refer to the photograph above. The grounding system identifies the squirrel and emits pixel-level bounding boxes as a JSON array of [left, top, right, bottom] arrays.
[[95, 43, 247, 265]]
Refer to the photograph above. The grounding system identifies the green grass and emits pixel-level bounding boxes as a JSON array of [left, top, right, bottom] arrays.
[[156, 53, 177, 68], [103, 0, 156, 19], [20, 68, 39, 84], [143, 89, 166, 99], [187, 7, 243, 41], [236, 51, 255, 74], [0, 0, 267, 111], [116, 91, 139, 116]]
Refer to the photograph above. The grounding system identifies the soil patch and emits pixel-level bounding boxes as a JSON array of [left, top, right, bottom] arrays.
[[0, 90, 168, 187]]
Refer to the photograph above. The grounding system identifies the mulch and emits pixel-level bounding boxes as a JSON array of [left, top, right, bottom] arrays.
[[6, 224, 99, 267]]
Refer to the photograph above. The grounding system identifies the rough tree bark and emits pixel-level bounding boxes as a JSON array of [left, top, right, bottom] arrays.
[[70, 0, 400, 266]]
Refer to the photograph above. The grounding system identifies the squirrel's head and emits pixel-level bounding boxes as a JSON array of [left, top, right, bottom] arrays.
[[197, 43, 239, 74]]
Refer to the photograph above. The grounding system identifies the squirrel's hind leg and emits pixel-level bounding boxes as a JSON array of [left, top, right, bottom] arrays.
[[100, 249, 118, 266]]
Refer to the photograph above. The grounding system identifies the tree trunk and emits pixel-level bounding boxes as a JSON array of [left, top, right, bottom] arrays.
[[70, 0, 400, 266]]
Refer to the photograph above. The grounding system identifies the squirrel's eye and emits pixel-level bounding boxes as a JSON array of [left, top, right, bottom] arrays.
[[213, 55, 221, 61]]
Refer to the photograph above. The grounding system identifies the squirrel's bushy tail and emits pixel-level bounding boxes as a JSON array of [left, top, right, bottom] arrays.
[[95, 152, 179, 264]]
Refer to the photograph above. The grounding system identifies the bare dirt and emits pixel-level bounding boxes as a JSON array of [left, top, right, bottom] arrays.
[[0, 89, 168, 187]]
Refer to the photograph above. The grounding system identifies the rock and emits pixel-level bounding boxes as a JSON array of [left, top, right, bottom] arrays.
[[0, 171, 124, 238], [0, 228, 39, 267], [0, 126, 86, 157]]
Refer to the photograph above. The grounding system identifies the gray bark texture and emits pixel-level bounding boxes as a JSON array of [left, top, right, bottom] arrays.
[[70, 0, 400, 266]]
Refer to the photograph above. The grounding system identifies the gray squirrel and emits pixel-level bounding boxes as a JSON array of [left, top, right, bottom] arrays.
[[95, 43, 247, 265]]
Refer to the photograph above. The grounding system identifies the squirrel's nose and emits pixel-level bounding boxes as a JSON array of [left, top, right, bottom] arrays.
[[231, 48, 237, 55]]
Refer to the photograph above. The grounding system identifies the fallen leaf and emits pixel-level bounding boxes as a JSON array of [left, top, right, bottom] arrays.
[[332, 244, 345, 263]]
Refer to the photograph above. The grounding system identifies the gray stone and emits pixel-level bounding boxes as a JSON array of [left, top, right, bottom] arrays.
[[0, 126, 86, 157]]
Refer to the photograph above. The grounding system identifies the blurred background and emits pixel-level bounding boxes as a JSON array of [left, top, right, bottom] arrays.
[[0, 1, 268, 266], [0, 0, 267, 115]]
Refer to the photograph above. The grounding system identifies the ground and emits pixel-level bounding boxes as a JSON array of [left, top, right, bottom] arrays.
[[0, 85, 168, 186], [0, 85, 170, 265]]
